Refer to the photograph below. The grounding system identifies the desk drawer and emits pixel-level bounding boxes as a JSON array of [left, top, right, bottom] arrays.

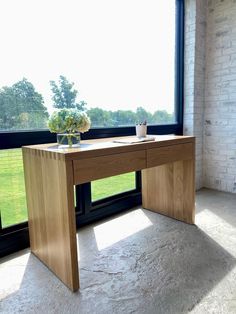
[[73, 150, 146, 185], [147, 143, 194, 168]]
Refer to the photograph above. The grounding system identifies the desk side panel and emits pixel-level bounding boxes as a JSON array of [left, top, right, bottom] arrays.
[[22, 148, 79, 291], [142, 141, 195, 224]]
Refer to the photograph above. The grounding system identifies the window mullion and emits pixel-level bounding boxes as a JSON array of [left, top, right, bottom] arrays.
[[75, 183, 92, 214], [0, 212, 2, 233], [135, 171, 142, 191]]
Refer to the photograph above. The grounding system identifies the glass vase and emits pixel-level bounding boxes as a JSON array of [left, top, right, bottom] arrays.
[[57, 133, 80, 148]]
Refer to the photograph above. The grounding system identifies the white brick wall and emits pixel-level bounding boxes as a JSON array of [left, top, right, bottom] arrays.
[[184, 0, 236, 193], [184, 0, 206, 190], [204, 0, 236, 193]]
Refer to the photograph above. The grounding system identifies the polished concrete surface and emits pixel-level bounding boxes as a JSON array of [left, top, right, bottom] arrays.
[[0, 188, 236, 314]]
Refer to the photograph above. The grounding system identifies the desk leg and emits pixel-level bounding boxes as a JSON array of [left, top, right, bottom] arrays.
[[23, 150, 79, 291], [142, 159, 195, 224]]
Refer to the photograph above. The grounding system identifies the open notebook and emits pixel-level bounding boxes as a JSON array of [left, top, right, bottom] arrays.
[[113, 136, 156, 144]]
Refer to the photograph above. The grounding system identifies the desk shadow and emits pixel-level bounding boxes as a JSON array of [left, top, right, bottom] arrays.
[[1, 209, 236, 314], [77, 209, 236, 313]]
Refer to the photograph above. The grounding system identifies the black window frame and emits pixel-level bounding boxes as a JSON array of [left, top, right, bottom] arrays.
[[0, 0, 184, 257]]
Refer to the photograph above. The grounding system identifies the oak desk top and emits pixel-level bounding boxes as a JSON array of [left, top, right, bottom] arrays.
[[23, 135, 195, 161]]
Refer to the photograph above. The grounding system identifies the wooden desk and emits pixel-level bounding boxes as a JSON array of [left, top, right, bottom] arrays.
[[22, 135, 195, 292]]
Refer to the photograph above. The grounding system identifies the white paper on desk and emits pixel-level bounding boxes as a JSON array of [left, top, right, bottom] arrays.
[[113, 136, 156, 144]]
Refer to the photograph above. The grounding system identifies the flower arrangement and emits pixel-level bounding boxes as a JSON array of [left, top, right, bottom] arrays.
[[48, 108, 91, 147], [48, 108, 91, 133]]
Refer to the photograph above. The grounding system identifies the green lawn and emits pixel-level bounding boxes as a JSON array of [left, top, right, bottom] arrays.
[[0, 149, 135, 228], [0, 149, 27, 228], [92, 172, 135, 201]]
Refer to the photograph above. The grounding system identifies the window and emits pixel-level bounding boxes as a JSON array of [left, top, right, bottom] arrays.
[[0, 149, 27, 228], [86, 0, 177, 127], [0, 0, 184, 256], [91, 173, 136, 202], [0, 0, 180, 131]]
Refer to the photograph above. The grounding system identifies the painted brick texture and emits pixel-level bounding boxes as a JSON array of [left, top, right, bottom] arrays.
[[204, 0, 236, 193], [184, 0, 236, 193], [184, 0, 206, 190]]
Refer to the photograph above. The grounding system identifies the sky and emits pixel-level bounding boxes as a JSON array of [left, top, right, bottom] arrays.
[[0, 0, 175, 114]]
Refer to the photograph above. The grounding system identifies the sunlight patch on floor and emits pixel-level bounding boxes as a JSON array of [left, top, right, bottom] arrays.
[[196, 208, 236, 258], [189, 267, 236, 314], [0, 253, 30, 300], [93, 209, 153, 250]]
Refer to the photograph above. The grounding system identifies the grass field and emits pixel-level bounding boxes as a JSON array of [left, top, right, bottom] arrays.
[[0, 149, 135, 228]]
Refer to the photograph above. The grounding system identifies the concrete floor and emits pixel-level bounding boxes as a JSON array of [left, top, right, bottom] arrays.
[[0, 188, 236, 314]]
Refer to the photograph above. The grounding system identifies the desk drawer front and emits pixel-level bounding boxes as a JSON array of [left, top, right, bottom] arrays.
[[73, 150, 146, 185], [147, 143, 194, 168]]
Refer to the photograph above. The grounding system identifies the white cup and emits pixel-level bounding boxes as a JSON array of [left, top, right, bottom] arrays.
[[136, 124, 147, 138]]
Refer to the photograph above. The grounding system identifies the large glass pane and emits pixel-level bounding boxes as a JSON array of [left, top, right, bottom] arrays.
[[0, 0, 176, 131], [92, 172, 136, 202], [0, 149, 27, 228]]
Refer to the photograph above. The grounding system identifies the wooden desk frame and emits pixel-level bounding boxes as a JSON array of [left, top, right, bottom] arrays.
[[22, 135, 195, 291]]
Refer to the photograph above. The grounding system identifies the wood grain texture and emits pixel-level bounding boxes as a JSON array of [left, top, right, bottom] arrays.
[[22, 148, 79, 291], [142, 142, 195, 224], [23, 135, 195, 161], [147, 143, 193, 168], [22, 135, 195, 292], [73, 150, 146, 184]]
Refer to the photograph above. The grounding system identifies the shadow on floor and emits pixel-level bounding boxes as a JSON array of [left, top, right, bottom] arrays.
[[1, 204, 236, 314]]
